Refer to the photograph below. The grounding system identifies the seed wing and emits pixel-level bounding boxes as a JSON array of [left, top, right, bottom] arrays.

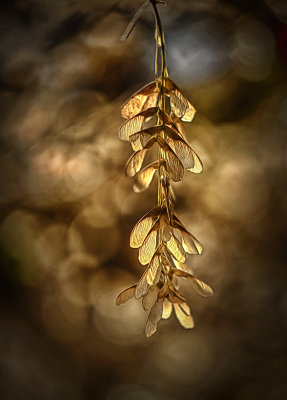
[[181, 231, 203, 254], [165, 77, 196, 122], [116, 285, 136, 305], [174, 302, 194, 328], [125, 137, 156, 177], [173, 270, 213, 297], [142, 285, 158, 311], [164, 126, 203, 173], [130, 131, 152, 151], [138, 223, 159, 265], [145, 300, 163, 337], [121, 81, 159, 119], [146, 253, 161, 285], [173, 218, 203, 255], [130, 205, 160, 248], [157, 137, 184, 182], [162, 299, 173, 319], [125, 148, 148, 177], [190, 277, 214, 297], [166, 235, 186, 263], [119, 107, 158, 141], [135, 269, 149, 299], [129, 125, 161, 151], [133, 161, 158, 193], [170, 91, 196, 122], [119, 114, 145, 142]]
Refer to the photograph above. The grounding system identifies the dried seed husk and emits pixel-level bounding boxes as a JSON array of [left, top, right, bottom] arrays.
[[168, 291, 181, 303]]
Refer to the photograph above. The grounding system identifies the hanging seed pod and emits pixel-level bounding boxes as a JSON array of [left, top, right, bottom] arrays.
[[116, 0, 213, 337]]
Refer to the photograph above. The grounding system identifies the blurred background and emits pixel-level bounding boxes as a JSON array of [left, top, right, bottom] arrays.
[[0, 0, 287, 399]]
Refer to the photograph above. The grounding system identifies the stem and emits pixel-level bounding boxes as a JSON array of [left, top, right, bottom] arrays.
[[149, 0, 168, 78], [120, 0, 150, 41], [150, 1, 172, 230], [155, 29, 158, 80]]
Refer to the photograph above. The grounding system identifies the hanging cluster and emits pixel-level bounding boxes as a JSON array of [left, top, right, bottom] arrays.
[[116, 0, 213, 337]]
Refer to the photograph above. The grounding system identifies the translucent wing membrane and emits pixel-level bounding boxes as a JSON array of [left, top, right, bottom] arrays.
[[119, 107, 158, 141], [128, 125, 162, 151], [142, 285, 158, 311], [166, 235, 186, 263], [173, 269, 213, 297], [133, 161, 158, 193], [181, 231, 203, 255], [157, 137, 184, 181], [160, 219, 173, 243], [165, 78, 196, 122], [130, 131, 152, 151], [174, 303, 194, 328], [125, 148, 148, 177], [170, 91, 196, 123], [129, 126, 162, 150], [130, 206, 160, 248], [164, 127, 203, 173], [173, 218, 203, 255], [171, 115, 187, 140], [119, 114, 144, 142], [189, 277, 214, 297], [136, 269, 149, 299], [116, 285, 136, 305], [162, 299, 173, 319], [125, 137, 156, 177], [187, 150, 203, 174], [145, 301, 163, 337], [121, 81, 159, 119], [138, 224, 158, 265], [147, 252, 162, 285]]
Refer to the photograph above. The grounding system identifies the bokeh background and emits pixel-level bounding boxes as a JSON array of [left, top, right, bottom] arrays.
[[0, 0, 287, 399]]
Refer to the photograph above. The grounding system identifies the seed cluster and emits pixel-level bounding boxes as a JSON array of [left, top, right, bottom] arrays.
[[116, 0, 213, 337]]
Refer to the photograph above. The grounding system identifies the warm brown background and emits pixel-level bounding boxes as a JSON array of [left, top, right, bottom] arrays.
[[0, 0, 287, 399]]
